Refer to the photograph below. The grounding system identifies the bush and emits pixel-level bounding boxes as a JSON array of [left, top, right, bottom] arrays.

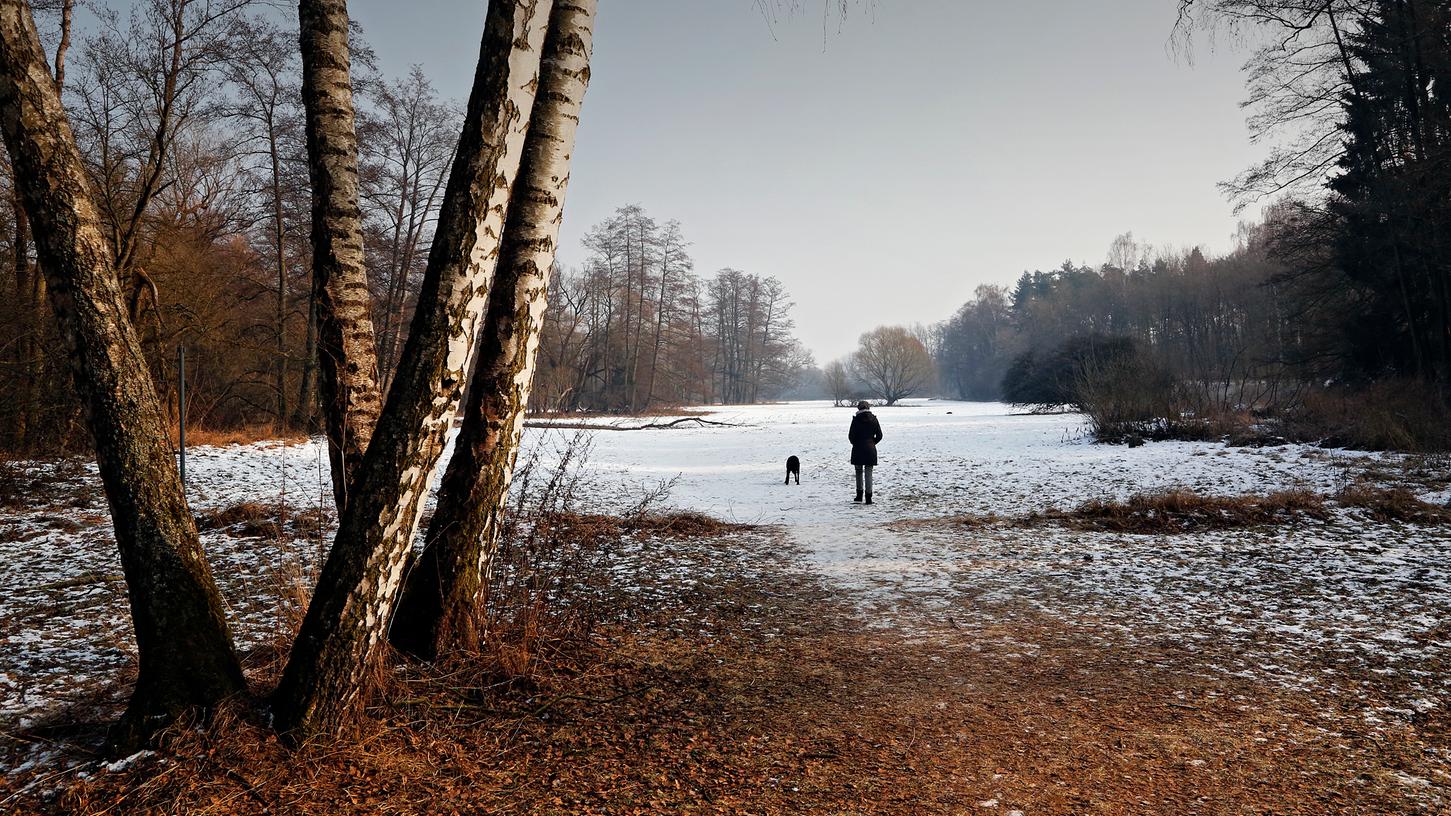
[[1074, 350, 1179, 443], [1001, 333, 1143, 409], [1286, 380, 1451, 452]]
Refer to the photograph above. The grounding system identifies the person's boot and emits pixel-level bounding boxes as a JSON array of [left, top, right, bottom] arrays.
[[854, 490, 863, 503], [865, 492, 874, 505]]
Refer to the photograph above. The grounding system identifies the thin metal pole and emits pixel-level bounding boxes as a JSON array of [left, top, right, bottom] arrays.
[[178, 343, 186, 486]]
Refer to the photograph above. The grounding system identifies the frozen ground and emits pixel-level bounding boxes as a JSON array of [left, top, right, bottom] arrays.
[[540, 399, 1419, 521], [3, 400, 1450, 795], [546, 400, 1451, 723]]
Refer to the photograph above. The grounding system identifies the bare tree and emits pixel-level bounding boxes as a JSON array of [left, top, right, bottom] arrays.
[[823, 358, 850, 406], [0, 0, 243, 751], [224, 15, 304, 433], [851, 325, 934, 405], [359, 66, 456, 388], [1174, 0, 1372, 204]]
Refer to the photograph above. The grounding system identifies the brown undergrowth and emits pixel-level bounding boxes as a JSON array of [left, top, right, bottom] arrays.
[[6, 528, 1440, 815], [902, 484, 1451, 534], [171, 424, 311, 449]]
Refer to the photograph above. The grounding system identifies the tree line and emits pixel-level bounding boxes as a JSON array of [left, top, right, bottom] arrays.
[[933, 0, 1451, 448], [936, 228, 1295, 415], [533, 204, 813, 412]]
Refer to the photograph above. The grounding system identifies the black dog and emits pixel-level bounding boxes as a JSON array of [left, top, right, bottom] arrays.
[[784, 455, 800, 485]]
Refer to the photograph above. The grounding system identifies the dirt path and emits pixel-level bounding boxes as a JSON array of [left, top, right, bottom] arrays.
[[754, 514, 1451, 815]]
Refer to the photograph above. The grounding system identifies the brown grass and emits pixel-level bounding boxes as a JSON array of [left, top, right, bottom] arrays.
[[906, 488, 1333, 534], [1056, 488, 1330, 533], [196, 502, 283, 539], [534, 510, 756, 541], [195, 502, 335, 543], [9, 541, 1438, 816], [1336, 484, 1451, 523], [173, 424, 310, 448]]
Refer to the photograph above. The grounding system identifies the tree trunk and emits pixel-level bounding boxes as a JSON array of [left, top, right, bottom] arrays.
[[297, 286, 319, 430], [272, 0, 551, 740], [13, 193, 32, 448], [391, 0, 595, 661], [270, 128, 289, 433], [298, 0, 383, 511], [0, 0, 243, 752]]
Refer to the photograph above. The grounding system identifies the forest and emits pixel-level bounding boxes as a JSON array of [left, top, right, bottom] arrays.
[[0, 3, 810, 457], [933, 0, 1451, 451]]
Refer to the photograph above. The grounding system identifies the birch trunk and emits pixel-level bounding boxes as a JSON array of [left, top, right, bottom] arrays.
[[0, 0, 243, 751], [391, 0, 595, 661], [272, 0, 551, 739], [298, 0, 383, 511]]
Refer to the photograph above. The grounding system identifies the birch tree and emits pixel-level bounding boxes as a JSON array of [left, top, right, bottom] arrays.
[[391, 0, 596, 660], [272, 0, 552, 739], [0, 0, 243, 751], [297, 0, 383, 511]]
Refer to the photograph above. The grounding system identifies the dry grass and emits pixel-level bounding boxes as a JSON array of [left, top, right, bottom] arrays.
[[173, 424, 310, 448], [197, 502, 283, 538], [8, 535, 1439, 816], [1055, 488, 1330, 533], [538, 510, 756, 540], [195, 502, 334, 541], [1336, 484, 1451, 523], [908, 488, 1333, 535]]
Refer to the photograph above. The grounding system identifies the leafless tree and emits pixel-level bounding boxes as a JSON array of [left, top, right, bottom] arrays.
[[852, 325, 935, 405], [0, 0, 243, 752]]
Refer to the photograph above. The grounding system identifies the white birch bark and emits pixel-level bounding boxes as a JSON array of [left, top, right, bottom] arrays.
[[273, 0, 552, 739], [391, 0, 596, 660]]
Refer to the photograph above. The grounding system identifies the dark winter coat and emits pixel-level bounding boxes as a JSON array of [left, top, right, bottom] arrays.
[[848, 409, 883, 466]]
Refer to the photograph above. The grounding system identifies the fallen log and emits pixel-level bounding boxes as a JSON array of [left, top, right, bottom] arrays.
[[525, 416, 746, 431]]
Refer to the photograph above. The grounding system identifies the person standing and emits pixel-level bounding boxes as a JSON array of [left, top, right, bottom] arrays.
[[848, 399, 883, 504]]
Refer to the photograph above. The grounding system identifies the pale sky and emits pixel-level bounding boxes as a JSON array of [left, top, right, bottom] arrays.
[[358, 2, 1261, 362]]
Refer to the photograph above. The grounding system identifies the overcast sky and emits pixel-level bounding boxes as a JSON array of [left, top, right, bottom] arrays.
[[349, 1, 1259, 363]]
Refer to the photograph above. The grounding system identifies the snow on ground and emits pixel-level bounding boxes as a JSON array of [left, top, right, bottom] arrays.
[[543, 400, 1397, 522], [3, 399, 1449, 764], [554, 401, 1451, 725]]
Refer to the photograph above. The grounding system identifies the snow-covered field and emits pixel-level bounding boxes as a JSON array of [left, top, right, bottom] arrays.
[[3, 399, 1450, 785], [539, 399, 1407, 521]]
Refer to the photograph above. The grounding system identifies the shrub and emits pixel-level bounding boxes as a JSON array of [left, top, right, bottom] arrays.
[[1074, 349, 1178, 443], [1287, 380, 1451, 452], [1001, 333, 1143, 410]]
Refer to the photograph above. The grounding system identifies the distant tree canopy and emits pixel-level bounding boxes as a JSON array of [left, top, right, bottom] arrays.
[[532, 204, 812, 412], [851, 325, 934, 406], [931, 230, 1298, 415], [937, 0, 1451, 412], [1001, 334, 1141, 409]]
